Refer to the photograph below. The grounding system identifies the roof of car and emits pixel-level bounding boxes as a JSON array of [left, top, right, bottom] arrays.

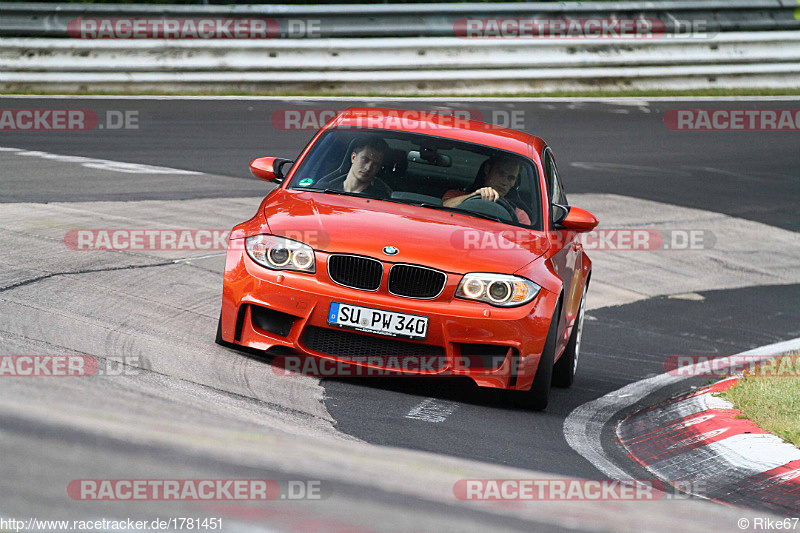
[[330, 107, 541, 158]]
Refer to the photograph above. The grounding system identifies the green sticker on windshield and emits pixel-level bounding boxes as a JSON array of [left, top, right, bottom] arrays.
[[298, 178, 314, 187]]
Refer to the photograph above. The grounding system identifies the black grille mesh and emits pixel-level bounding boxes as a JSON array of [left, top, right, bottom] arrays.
[[328, 254, 383, 290], [302, 326, 444, 367], [389, 264, 447, 298]]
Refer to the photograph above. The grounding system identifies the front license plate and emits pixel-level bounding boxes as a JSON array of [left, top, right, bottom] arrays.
[[327, 302, 428, 340]]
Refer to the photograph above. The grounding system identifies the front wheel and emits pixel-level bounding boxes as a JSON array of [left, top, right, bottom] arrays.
[[504, 303, 559, 411], [552, 283, 587, 388]]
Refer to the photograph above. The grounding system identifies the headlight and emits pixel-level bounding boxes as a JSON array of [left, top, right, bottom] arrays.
[[246, 235, 316, 273], [456, 273, 540, 307]]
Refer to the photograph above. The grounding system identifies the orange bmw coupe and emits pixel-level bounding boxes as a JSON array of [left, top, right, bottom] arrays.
[[217, 108, 598, 410]]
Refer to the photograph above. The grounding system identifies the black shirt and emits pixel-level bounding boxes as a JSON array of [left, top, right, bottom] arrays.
[[322, 174, 392, 199]]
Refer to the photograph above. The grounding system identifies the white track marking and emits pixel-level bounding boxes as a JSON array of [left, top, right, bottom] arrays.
[[667, 293, 706, 301], [405, 398, 459, 423], [563, 336, 800, 478], [570, 162, 694, 177], [173, 252, 227, 263], [1, 146, 201, 175]]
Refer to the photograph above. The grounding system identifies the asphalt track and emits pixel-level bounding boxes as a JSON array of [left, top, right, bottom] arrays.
[[1, 96, 799, 530], [3, 97, 798, 231]]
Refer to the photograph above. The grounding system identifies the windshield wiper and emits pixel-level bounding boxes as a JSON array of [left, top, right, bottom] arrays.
[[451, 209, 503, 223], [390, 200, 443, 209], [403, 201, 505, 223], [303, 187, 365, 198]]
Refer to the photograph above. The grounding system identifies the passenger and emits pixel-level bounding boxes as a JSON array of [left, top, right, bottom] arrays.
[[324, 135, 392, 199], [442, 155, 531, 224]]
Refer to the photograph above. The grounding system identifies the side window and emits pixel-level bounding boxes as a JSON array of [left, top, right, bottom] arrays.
[[544, 149, 568, 206]]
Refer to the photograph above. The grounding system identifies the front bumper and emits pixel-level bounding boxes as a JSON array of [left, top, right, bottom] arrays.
[[220, 241, 558, 391]]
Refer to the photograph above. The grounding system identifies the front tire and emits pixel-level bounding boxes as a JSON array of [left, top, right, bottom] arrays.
[[504, 303, 559, 411], [552, 283, 587, 388]]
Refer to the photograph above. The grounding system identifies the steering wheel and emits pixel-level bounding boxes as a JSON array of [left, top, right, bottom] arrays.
[[459, 195, 518, 224], [496, 197, 519, 224]]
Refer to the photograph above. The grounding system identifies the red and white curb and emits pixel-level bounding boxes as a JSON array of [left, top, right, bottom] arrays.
[[564, 337, 800, 513], [618, 377, 800, 514]]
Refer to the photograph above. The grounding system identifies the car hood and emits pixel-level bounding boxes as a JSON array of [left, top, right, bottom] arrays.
[[263, 190, 548, 275]]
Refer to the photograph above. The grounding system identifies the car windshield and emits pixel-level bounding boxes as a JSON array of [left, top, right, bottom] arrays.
[[286, 128, 542, 230]]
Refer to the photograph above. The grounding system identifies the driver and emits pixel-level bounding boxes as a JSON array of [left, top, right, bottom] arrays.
[[442, 155, 531, 225]]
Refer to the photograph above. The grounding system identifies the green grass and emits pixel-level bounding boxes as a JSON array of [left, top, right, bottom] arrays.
[[1, 87, 799, 98], [721, 352, 800, 448]]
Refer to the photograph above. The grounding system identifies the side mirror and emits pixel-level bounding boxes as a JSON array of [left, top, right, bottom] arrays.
[[553, 205, 598, 233], [249, 157, 293, 183]]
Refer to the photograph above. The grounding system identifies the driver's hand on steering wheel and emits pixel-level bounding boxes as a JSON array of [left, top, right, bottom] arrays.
[[473, 187, 500, 202]]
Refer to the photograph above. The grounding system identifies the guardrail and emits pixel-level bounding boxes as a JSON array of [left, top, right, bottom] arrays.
[[2, 32, 799, 93], [2, 1, 800, 38], [1, 2, 798, 93]]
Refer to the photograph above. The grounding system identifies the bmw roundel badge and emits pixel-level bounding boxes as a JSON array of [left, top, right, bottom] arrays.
[[382, 246, 399, 256]]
